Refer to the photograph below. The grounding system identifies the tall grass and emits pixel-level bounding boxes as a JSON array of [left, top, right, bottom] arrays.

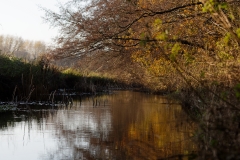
[[0, 55, 118, 101]]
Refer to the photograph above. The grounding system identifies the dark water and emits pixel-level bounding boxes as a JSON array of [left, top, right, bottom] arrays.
[[0, 91, 197, 160]]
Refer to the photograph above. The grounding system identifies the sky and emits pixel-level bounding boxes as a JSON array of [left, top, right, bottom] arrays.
[[0, 0, 69, 44]]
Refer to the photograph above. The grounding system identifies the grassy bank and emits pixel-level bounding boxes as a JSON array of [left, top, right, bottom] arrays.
[[0, 54, 123, 102]]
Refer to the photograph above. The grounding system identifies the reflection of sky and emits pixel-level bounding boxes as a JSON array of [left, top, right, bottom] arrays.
[[54, 101, 112, 149], [0, 120, 56, 160], [0, 99, 113, 160]]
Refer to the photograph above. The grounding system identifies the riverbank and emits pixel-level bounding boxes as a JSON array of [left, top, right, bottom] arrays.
[[0, 54, 131, 102], [166, 84, 240, 159]]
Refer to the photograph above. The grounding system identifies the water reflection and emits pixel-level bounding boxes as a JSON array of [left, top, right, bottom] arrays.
[[0, 91, 197, 160]]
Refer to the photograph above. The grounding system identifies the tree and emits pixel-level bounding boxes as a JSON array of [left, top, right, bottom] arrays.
[[23, 40, 46, 59], [44, 0, 240, 92], [0, 35, 24, 55], [0, 35, 47, 60], [43, 0, 211, 86]]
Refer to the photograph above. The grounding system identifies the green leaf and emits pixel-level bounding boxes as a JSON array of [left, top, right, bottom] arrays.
[[200, 71, 205, 78], [221, 91, 227, 100], [236, 28, 240, 38], [170, 43, 180, 61], [235, 83, 240, 99], [154, 18, 162, 26], [218, 2, 228, 10], [140, 32, 145, 39], [223, 32, 231, 45], [236, 83, 240, 89], [210, 139, 217, 147], [139, 40, 146, 47], [236, 92, 240, 99], [156, 32, 167, 41]]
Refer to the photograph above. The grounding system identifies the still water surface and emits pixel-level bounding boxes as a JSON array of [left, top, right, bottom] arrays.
[[0, 91, 197, 160]]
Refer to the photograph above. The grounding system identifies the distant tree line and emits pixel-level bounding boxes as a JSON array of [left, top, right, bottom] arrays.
[[0, 35, 47, 60]]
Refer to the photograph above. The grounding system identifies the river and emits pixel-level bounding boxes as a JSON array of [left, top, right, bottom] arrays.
[[0, 91, 197, 160]]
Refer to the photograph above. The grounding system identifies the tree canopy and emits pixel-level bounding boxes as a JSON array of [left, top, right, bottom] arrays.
[[44, 0, 240, 88]]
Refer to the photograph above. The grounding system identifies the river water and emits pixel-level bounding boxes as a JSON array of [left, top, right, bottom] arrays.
[[0, 91, 197, 160]]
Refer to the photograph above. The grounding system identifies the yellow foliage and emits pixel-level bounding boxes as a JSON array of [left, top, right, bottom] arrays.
[[131, 48, 175, 77]]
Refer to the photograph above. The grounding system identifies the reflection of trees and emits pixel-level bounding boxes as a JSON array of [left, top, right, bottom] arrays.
[[0, 109, 58, 130], [0, 112, 16, 129], [40, 92, 197, 159], [0, 92, 197, 159], [110, 91, 197, 159]]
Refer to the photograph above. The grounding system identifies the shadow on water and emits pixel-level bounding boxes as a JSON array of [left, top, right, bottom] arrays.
[[0, 91, 197, 160]]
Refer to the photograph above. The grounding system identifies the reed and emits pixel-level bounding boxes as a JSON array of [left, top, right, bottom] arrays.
[[0, 54, 123, 102]]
